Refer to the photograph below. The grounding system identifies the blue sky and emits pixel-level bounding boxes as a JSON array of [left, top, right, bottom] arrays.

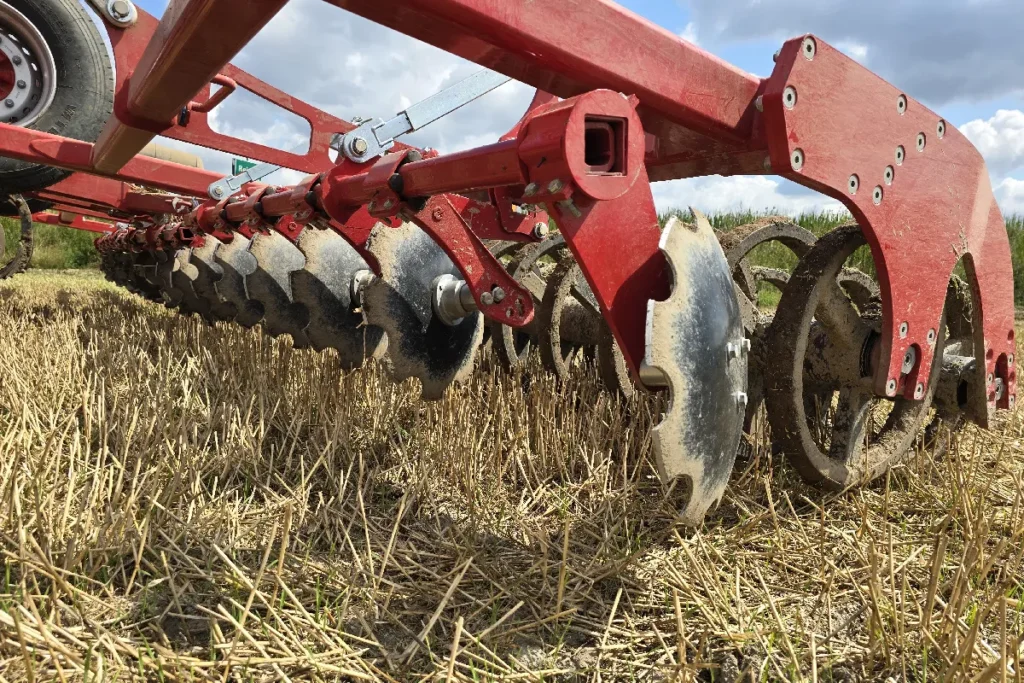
[[131, 0, 1024, 215]]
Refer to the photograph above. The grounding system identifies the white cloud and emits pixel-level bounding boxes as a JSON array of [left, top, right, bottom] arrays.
[[680, 22, 699, 45], [835, 41, 868, 63], [652, 175, 844, 216], [962, 110, 1024, 178], [994, 177, 1024, 216], [683, 0, 1024, 108]]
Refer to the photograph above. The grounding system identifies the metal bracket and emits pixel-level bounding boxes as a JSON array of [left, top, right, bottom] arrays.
[[338, 69, 511, 164], [86, 0, 138, 27], [207, 69, 509, 200]]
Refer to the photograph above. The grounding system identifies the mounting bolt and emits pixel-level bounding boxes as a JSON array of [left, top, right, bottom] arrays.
[[351, 137, 369, 155], [211, 186, 224, 198], [783, 86, 798, 109], [480, 291, 494, 306], [937, 120, 946, 139], [547, 179, 564, 194], [491, 286, 506, 303], [884, 166, 894, 186], [899, 321, 909, 339], [109, 0, 132, 19], [727, 338, 751, 360], [533, 222, 549, 239], [3, 99, 12, 108], [987, 372, 994, 385], [872, 186, 883, 205], [11, 56, 21, 66], [916, 132, 927, 152], [895, 145, 906, 166], [523, 183, 538, 196], [16, 80, 25, 89], [801, 36, 816, 60], [734, 391, 749, 410], [790, 148, 804, 171], [897, 94, 907, 115], [382, 198, 393, 210], [431, 207, 444, 221], [927, 328, 936, 345], [754, 95, 764, 112], [848, 174, 859, 195], [901, 346, 917, 374], [886, 378, 898, 395], [914, 382, 925, 400], [995, 378, 1005, 401]]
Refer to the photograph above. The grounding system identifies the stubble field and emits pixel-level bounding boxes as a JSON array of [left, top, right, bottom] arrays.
[[0, 269, 1021, 682]]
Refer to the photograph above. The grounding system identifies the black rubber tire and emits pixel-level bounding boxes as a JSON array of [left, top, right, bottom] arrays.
[[0, 0, 114, 193]]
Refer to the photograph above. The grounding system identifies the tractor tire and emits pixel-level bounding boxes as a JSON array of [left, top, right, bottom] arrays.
[[0, 0, 114, 194]]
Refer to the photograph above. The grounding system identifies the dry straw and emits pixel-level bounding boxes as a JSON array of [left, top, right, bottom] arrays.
[[0, 270, 1021, 681]]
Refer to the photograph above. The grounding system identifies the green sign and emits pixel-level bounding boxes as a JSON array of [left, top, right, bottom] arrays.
[[231, 158, 258, 175]]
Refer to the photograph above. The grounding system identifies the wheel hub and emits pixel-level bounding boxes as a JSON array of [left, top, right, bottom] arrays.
[[0, 1, 56, 126]]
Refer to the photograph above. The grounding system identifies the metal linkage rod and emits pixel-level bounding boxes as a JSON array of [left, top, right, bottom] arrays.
[[91, 0, 290, 173]]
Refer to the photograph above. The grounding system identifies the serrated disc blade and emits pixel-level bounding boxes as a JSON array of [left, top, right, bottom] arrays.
[[362, 222, 482, 401], [171, 248, 214, 322], [189, 236, 236, 321], [213, 233, 263, 328], [644, 211, 746, 525], [156, 251, 185, 308], [292, 227, 386, 367], [245, 231, 310, 348]]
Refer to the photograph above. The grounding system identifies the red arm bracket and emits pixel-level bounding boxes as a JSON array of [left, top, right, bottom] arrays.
[[762, 36, 1015, 418]]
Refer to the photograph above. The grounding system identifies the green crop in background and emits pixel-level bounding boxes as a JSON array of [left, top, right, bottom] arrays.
[[5, 211, 1024, 304]]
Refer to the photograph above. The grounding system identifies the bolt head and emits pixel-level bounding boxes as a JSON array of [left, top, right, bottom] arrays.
[[3, 99, 12, 108], [523, 183, 538, 196], [431, 207, 444, 221], [914, 383, 925, 399], [16, 80, 25, 89], [547, 179, 563, 194], [886, 378, 898, 395], [533, 222, 549, 238], [382, 199, 393, 210], [790, 148, 804, 171], [492, 287, 506, 303], [211, 187, 224, 198], [352, 137, 369, 155], [480, 291, 494, 306], [734, 391, 749, 409], [754, 95, 764, 113], [898, 321, 908, 339], [109, 0, 131, 18], [773, 49, 781, 62], [12, 56, 21, 66]]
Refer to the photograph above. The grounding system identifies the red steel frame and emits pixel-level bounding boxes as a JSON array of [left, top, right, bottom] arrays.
[[2, 0, 1016, 420]]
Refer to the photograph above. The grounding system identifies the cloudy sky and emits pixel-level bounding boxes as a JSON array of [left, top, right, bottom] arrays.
[[130, 0, 1024, 216]]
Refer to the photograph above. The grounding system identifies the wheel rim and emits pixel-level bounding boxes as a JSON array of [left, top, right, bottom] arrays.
[[764, 225, 944, 487], [0, 1, 57, 127]]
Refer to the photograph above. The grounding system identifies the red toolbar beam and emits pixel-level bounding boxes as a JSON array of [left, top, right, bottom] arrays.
[[327, 0, 765, 173], [91, 0, 290, 173], [0, 121, 223, 196]]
